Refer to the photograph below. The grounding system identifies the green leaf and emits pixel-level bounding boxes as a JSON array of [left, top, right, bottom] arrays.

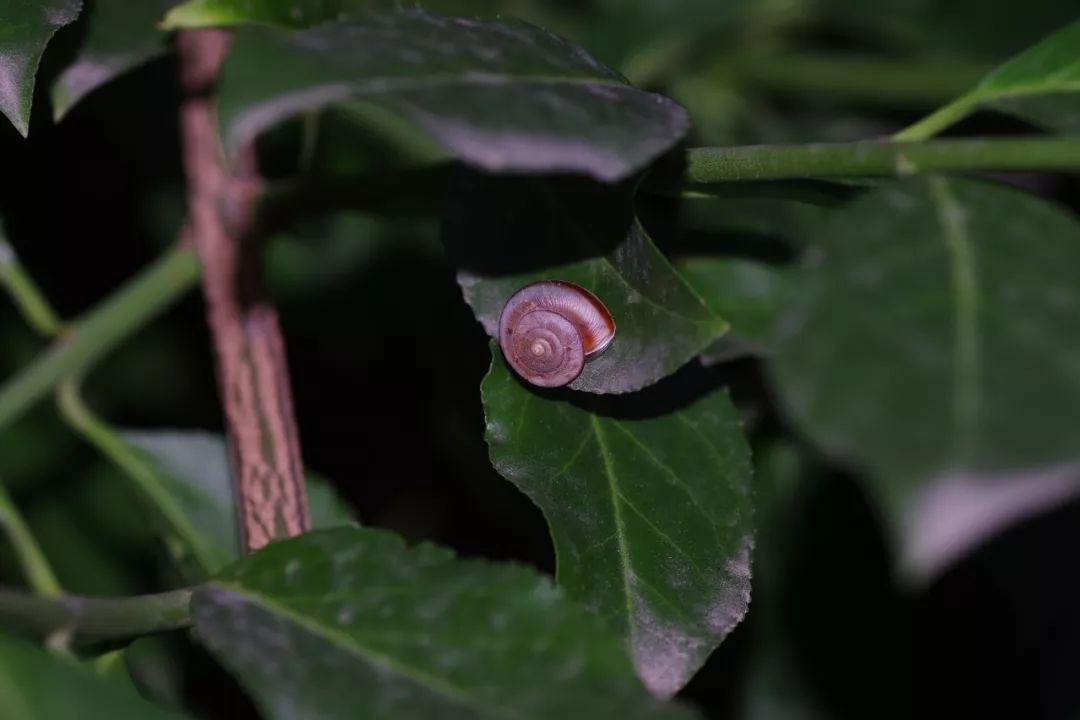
[[675, 257, 787, 351], [216, 10, 689, 181], [898, 19, 1080, 140], [482, 350, 754, 696], [588, 0, 746, 69], [123, 431, 355, 576], [0, 0, 82, 135], [191, 527, 699, 720], [162, 0, 500, 28], [51, 0, 178, 120], [901, 461, 1080, 582], [162, 0, 356, 28], [820, 0, 1078, 60], [447, 176, 726, 394], [771, 177, 1080, 573], [0, 634, 180, 719]]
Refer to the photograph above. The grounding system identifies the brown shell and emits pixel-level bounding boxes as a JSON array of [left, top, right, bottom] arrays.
[[498, 281, 616, 387]]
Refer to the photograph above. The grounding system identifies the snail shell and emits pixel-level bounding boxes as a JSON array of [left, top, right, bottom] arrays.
[[498, 281, 616, 388]]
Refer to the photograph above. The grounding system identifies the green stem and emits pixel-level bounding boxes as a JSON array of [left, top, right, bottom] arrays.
[[0, 586, 192, 644], [0, 238, 64, 338], [0, 246, 199, 434], [56, 377, 218, 574], [652, 136, 1080, 191], [893, 96, 980, 142], [720, 54, 987, 107], [0, 483, 61, 598]]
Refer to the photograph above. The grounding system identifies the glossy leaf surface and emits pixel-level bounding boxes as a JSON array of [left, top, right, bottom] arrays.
[[217, 9, 689, 181], [192, 527, 699, 720], [447, 175, 726, 394], [482, 350, 754, 695], [0, 0, 82, 134]]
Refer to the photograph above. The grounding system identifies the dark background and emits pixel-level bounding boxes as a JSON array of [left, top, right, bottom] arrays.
[[1, 1, 1079, 718]]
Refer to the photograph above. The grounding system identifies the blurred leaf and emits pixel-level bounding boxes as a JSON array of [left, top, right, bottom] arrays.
[[266, 214, 396, 297], [676, 258, 787, 349], [51, 0, 178, 120], [820, 0, 1078, 59], [482, 349, 754, 696], [447, 175, 726, 394], [123, 637, 186, 712], [738, 444, 822, 720], [123, 431, 355, 576], [901, 462, 1080, 581], [0, 634, 180, 719], [975, 18, 1080, 132], [192, 527, 699, 720], [163, 0, 362, 27], [772, 177, 1080, 571], [216, 10, 689, 181], [28, 489, 146, 596], [162, 0, 500, 28], [0, 0, 82, 135], [900, 19, 1080, 139], [589, 0, 746, 68]]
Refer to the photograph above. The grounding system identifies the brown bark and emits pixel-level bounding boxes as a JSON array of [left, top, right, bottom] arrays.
[[177, 30, 310, 553]]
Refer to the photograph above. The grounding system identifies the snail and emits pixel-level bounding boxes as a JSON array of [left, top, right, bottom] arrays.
[[498, 280, 616, 388]]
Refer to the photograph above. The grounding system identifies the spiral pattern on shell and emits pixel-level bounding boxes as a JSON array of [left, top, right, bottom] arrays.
[[498, 281, 616, 388]]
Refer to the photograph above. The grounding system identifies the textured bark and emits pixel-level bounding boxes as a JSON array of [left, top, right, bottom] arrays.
[[177, 30, 310, 553]]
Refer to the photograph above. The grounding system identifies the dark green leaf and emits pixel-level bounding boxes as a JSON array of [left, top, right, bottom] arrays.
[[0, 0, 82, 135], [217, 10, 689, 181], [588, 0, 746, 69], [482, 350, 754, 695], [447, 175, 726, 394], [978, 18, 1080, 132], [900, 461, 1080, 581], [0, 634, 180, 719], [820, 0, 1077, 59], [123, 431, 355, 576], [162, 0, 500, 28], [52, 0, 177, 120], [771, 177, 1080, 574], [676, 258, 787, 350], [162, 0, 360, 28], [192, 527, 699, 720], [899, 19, 1080, 138]]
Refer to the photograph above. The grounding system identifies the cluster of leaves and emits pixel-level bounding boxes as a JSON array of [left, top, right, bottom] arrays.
[[0, 0, 1078, 718]]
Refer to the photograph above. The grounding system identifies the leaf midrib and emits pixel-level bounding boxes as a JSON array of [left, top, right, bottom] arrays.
[[203, 584, 526, 720], [235, 70, 638, 98], [589, 417, 637, 641], [929, 177, 981, 462]]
